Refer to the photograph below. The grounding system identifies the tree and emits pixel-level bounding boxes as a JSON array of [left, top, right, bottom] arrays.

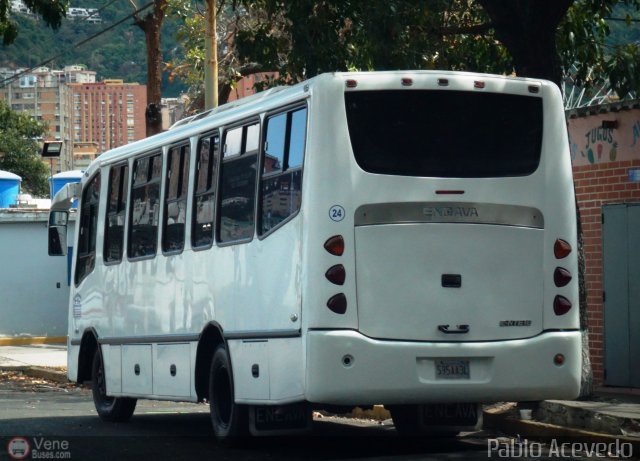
[[130, 0, 168, 136], [0, 101, 49, 196], [231, 0, 640, 97], [166, 0, 268, 112], [0, 0, 68, 44]]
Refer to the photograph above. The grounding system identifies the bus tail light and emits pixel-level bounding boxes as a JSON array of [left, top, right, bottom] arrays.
[[554, 239, 572, 259], [325, 265, 346, 285], [438, 78, 449, 86], [474, 81, 485, 89], [324, 235, 344, 256], [554, 353, 565, 366], [553, 296, 572, 315], [327, 294, 347, 314], [554, 267, 572, 287], [345, 79, 358, 88], [401, 78, 413, 87]]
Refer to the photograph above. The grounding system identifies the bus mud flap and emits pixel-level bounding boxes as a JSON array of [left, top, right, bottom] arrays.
[[249, 402, 312, 436]]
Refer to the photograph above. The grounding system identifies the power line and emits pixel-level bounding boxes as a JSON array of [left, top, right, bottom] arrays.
[[605, 16, 640, 23], [0, 1, 155, 87]]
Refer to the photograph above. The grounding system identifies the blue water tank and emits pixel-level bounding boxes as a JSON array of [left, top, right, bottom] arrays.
[[0, 170, 22, 208], [49, 170, 83, 208]]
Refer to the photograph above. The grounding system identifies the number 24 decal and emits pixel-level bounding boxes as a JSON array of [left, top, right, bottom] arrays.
[[329, 205, 345, 222]]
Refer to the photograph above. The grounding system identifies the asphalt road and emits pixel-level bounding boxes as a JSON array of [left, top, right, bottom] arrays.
[[0, 376, 611, 461]]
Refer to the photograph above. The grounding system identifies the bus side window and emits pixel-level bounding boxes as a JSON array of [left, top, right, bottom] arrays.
[[104, 163, 129, 263], [128, 153, 162, 259], [162, 144, 190, 253], [75, 172, 101, 285], [260, 106, 307, 235], [217, 122, 259, 244], [192, 133, 219, 249]]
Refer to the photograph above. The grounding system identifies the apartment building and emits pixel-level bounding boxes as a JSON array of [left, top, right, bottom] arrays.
[[0, 66, 97, 172], [67, 80, 146, 168]]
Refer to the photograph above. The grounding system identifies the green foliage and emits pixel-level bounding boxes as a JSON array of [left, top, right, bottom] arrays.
[[166, 0, 273, 108], [558, 0, 640, 97], [229, 0, 640, 97], [0, 101, 49, 196], [1, 0, 187, 97], [1, 0, 68, 44]]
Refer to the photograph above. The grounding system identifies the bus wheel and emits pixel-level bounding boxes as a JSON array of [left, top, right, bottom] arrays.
[[389, 405, 460, 437], [209, 344, 247, 440], [389, 405, 422, 435], [91, 348, 137, 422]]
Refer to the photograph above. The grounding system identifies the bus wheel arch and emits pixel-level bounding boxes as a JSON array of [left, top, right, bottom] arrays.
[[76, 328, 99, 385], [195, 322, 225, 402]]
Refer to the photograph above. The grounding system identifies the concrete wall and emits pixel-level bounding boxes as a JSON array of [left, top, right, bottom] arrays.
[[0, 210, 75, 340], [567, 101, 640, 387]]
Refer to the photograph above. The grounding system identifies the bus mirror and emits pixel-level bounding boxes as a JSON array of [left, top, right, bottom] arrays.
[[49, 210, 68, 226], [48, 211, 68, 256]]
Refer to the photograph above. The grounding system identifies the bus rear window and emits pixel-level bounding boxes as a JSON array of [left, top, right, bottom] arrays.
[[345, 90, 543, 178]]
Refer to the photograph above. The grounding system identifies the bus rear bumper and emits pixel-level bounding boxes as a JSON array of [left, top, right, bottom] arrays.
[[305, 330, 581, 405]]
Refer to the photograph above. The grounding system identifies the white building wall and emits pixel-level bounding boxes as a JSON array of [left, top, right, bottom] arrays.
[[0, 211, 75, 338]]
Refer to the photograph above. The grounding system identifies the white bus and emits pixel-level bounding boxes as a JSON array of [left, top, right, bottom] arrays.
[[49, 70, 581, 439]]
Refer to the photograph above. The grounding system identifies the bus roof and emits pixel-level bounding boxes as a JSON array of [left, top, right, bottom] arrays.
[[85, 70, 549, 179]]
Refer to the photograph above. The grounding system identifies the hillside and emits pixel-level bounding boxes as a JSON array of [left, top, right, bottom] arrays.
[[0, 0, 187, 97]]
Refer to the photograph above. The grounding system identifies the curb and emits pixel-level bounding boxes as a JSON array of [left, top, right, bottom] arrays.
[[0, 365, 68, 384], [483, 410, 640, 451], [0, 336, 67, 346]]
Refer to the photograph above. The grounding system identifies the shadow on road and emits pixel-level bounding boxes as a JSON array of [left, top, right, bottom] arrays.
[[1, 412, 487, 461]]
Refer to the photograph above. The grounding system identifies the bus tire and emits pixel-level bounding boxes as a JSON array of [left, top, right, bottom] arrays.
[[209, 344, 247, 440], [91, 348, 137, 422], [390, 405, 460, 437], [389, 405, 422, 436]]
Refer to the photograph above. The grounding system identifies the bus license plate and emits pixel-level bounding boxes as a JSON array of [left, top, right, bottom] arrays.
[[436, 359, 470, 379]]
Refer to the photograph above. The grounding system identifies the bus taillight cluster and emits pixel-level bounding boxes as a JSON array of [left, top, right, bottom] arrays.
[[324, 235, 347, 314], [553, 239, 573, 316]]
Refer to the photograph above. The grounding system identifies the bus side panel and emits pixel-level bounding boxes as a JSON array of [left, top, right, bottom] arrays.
[[209, 218, 303, 334], [230, 337, 305, 404], [102, 344, 122, 395], [540, 83, 579, 332], [67, 344, 80, 383], [300, 80, 359, 332]]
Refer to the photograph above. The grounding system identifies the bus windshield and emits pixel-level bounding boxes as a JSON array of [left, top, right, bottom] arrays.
[[345, 90, 543, 178]]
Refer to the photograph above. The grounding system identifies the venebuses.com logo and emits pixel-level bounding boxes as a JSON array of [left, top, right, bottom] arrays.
[[6, 437, 71, 459], [6, 437, 30, 460]]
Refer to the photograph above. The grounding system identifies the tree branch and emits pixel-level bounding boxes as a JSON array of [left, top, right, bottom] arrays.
[[440, 22, 495, 35]]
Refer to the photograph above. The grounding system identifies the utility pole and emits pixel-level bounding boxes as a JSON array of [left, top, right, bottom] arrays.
[[204, 0, 218, 110]]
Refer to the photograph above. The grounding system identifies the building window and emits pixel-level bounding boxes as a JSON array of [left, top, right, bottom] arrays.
[[162, 143, 190, 253], [128, 153, 162, 259], [104, 163, 129, 263], [75, 173, 101, 285], [260, 106, 307, 235]]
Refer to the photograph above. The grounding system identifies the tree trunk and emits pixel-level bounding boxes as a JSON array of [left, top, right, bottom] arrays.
[[133, 0, 166, 137], [477, 0, 572, 87]]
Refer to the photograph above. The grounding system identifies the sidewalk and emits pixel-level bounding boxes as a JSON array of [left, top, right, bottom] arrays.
[[0, 343, 68, 382], [485, 399, 640, 448], [0, 344, 639, 445]]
